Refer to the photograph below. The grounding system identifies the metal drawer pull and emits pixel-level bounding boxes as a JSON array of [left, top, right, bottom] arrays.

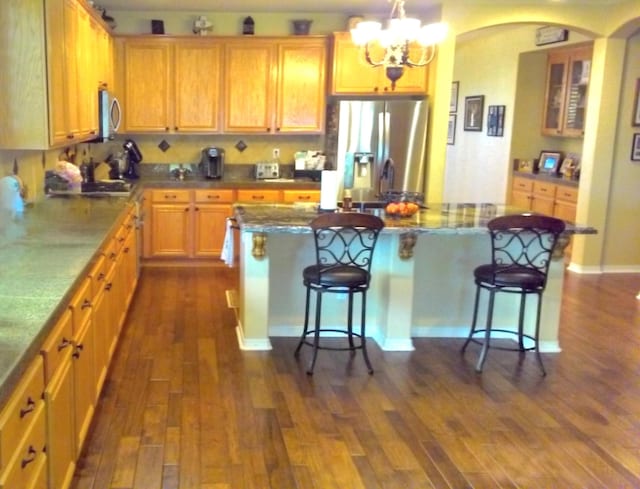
[[73, 343, 84, 359], [81, 299, 92, 309], [228, 217, 240, 230], [57, 338, 71, 351], [20, 397, 36, 418], [21, 446, 37, 468]]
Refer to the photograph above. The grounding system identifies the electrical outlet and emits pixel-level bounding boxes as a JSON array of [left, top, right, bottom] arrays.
[[273, 148, 280, 160]]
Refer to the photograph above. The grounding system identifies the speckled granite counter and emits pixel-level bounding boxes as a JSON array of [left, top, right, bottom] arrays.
[[233, 202, 597, 235], [0, 195, 132, 407]]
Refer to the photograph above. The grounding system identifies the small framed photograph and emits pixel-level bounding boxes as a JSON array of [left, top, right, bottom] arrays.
[[633, 79, 640, 127], [632, 134, 640, 161], [538, 150, 563, 174], [487, 105, 505, 137], [447, 114, 456, 145], [464, 95, 484, 131], [450, 81, 459, 113]]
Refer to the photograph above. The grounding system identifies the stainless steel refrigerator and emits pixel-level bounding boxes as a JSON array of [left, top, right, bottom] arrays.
[[334, 97, 429, 201]]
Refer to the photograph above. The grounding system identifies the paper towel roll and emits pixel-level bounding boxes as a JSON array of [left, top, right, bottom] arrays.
[[320, 170, 339, 211]]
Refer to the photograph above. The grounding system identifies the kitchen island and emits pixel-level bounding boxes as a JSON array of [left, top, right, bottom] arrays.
[[233, 203, 596, 352]]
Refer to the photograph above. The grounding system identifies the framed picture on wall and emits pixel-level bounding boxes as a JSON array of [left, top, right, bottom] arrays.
[[464, 95, 484, 131], [450, 81, 459, 113], [487, 105, 505, 136], [633, 79, 640, 126], [447, 114, 456, 144], [632, 134, 640, 161]]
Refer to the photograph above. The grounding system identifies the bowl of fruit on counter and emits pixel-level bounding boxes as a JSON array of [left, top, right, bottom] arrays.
[[384, 201, 420, 218]]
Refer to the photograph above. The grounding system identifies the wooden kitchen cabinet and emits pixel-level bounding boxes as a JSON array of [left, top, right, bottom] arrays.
[[42, 310, 75, 489], [510, 174, 578, 223], [193, 190, 234, 257], [0, 357, 47, 489], [119, 37, 222, 133], [148, 190, 192, 258], [542, 44, 592, 137], [0, 0, 110, 149], [223, 37, 327, 133], [121, 38, 173, 132], [282, 189, 321, 203], [330, 32, 429, 95], [236, 189, 282, 203]]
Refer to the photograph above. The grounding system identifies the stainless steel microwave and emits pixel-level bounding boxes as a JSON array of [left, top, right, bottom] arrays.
[[96, 88, 121, 142]]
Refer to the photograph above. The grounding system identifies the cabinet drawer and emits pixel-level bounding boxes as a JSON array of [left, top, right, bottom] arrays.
[[0, 402, 46, 489], [0, 357, 44, 472], [236, 189, 281, 203], [69, 277, 92, 335], [282, 190, 321, 203], [89, 254, 106, 298], [512, 176, 533, 192], [532, 181, 557, 198], [194, 189, 234, 203], [40, 310, 73, 384], [555, 185, 578, 203], [150, 189, 191, 203]]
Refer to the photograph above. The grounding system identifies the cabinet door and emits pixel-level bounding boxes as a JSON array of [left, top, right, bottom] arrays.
[[542, 51, 567, 136], [562, 46, 592, 137], [193, 204, 232, 257], [63, 0, 80, 139], [276, 41, 326, 133], [46, 0, 70, 146], [223, 42, 274, 133], [123, 39, 172, 132], [531, 195, 555, 216], [174, 40, 222, 132], [76, 7, 98, 139], [150, 204, 192, 257], [44, 358, 75, 489], [72, 319, 95, 458]]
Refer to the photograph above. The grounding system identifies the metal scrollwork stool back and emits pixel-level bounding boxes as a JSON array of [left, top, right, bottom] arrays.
[[461, 213, 566, 375], [294, 212, 384, 375]]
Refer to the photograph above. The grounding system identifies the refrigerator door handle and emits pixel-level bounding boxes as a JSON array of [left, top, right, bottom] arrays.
[[378, 158, 395, 197]]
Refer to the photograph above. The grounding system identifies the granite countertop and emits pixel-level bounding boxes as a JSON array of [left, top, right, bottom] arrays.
[[233, 202, 598, 235], [0, 195, 132, 407]]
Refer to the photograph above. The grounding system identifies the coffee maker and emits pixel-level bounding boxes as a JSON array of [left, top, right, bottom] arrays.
[[199, 147, 224, 179], [122, 139, 143, 179]]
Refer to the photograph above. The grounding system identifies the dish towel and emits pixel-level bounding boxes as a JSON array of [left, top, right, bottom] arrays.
[[220, 218, 234, 267]]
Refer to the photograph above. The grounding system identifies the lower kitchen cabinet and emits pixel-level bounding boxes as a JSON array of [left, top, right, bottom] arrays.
[[42, 310, 75, 489], [0, 357, 47, 489], [510, 174, 578, 222], [193, 189, 234, 257], [281, 189, 321, 203]]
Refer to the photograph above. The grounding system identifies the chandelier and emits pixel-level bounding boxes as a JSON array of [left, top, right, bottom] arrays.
[[350, 0, 447, 89]]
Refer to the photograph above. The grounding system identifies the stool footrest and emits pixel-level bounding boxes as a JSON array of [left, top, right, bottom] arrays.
[[299, 329, 365, 351], [466, 329, 538, 352]]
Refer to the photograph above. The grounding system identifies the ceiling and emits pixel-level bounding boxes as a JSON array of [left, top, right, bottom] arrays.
[[95, 0, 627, 15]]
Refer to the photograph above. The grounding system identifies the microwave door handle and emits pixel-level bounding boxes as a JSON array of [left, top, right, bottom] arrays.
[[110, 97, 122, 132]]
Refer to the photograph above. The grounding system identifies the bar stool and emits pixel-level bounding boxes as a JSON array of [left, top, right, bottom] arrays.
[[461, 213, 565, 375], [294, 212, 384, 375]]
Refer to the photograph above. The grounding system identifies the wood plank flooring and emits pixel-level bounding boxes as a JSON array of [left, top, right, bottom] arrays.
[[70, 267, 640, 489]]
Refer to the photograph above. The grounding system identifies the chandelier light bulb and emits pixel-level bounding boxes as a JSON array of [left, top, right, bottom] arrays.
[[418, 22, 448, 46]]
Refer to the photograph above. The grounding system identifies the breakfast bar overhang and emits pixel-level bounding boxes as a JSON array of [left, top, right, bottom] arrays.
[[232, 203, 596, 352]]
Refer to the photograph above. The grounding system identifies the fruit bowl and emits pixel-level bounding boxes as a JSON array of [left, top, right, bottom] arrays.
[[384, 201, 419, 218]]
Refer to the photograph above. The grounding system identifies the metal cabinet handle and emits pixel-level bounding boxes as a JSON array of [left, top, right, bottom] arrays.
[[21, 446, 37, 469], [19, 397, 36, 418], [57, 337, 71, 352], [81, 299, 92, 309]]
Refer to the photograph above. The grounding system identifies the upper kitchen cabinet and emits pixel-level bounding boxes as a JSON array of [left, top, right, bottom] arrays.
[[118, 37, 222, 133], [542, 44, 593, 138], [223, 37, 327, 134], [0, 0, 110, 149], [330, 32, 429, 96]]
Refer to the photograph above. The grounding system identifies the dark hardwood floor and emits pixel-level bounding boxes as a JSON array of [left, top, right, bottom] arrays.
[[70, 267, 640, 489]]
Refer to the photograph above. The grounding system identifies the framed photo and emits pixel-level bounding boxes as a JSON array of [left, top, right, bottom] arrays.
[[447, 114, 456, 145], [538, 150, 563, 174], [633, 79, 640, 126], [632, 134, 640, 161], [464, 95, 484, 131], [450, 81, 459, 113], [487, 105, 505, 137], [559, 157, 577, 178]]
